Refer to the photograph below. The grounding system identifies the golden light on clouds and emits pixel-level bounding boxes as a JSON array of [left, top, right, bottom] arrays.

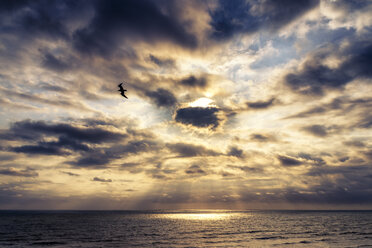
[[188, 97, 215, 108], [1, 0, 372, 210]]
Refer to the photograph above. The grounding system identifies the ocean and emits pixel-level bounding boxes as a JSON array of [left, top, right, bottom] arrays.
[[0, 210, 371, 247]]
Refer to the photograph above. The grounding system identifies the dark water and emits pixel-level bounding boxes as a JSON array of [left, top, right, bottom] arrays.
[[1, 210, 372, 247]]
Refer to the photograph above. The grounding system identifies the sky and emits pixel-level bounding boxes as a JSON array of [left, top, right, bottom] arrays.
[[0, 0, 372, 210]]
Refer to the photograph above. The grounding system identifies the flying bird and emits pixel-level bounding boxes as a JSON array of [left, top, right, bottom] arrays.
[[118, 83, 128, 99]]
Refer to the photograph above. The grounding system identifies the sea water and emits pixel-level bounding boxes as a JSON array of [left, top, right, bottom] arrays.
[[0, 210, 371, 247]]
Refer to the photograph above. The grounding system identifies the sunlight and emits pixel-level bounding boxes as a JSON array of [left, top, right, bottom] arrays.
[[160, 212, 234, 220], [188, 97, 215, 108]]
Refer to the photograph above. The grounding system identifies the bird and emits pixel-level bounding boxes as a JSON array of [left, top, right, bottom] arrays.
[[118, 82, 128, 99]]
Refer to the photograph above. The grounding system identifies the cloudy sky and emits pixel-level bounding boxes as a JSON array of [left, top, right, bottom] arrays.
[[1, 0, 372, 210]]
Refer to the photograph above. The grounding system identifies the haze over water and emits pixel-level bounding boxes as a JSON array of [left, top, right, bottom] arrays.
[[1, 210, 372, 247]]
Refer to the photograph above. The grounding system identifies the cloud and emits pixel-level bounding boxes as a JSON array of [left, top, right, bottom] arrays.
[[277, 155, 302, 166], [246, 98, 276, 109], [69, 139, 161, 168], [61, 171, 80, 177], [145, 88, 177, 107], [8, 120, 126, 144], [185, 164, 207, 175], [179, 75, 207, 88], [0, 167, 38, 177], [227, 146, 244, 158], [343, 140, 366, 148], [10, 144, 69, 156], [15, 2, 69, 39], [356, 115, 372, 129], [175, 107, 220, 128], [297, 152, 325, 165], [283, 41, 372, 95], [301, 124, 328, 137], [1, 120, 130, 160], [92, 177, 112, 183], [41, 51, 74, 72], [39, 136, 91, 152], [285, 106, 327, 119], [0, 87, 94, 112], [73, 0, 197, 57], [166, 142, 219, 157], [149, 54, 175, 68], [250, 133, 275, 142], [209, 0, 319, 40], [69, 153, 111, 168]]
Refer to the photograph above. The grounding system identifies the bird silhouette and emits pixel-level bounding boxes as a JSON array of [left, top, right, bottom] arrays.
[[118, 83, 128, 99]]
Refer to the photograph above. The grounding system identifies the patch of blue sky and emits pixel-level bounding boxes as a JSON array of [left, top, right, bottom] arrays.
[[306, 26, 356, 49], [250, 34, 298, 70]]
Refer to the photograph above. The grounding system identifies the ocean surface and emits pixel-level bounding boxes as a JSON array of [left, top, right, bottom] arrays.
[[0, 210, 371, 247]]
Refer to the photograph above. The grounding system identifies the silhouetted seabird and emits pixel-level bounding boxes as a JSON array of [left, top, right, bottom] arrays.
[[118, 83, 128, 99]]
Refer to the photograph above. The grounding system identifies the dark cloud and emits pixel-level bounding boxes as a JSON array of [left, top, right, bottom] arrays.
[[0, 0, 84, 40], [286, 106, 327, 119], [39, 136, 91, 152], [175, 107, 220, 128], [285, 97, 372, 119], [326, 0, 371, 12], [9, 120, 126, 144], [166, 142, 219, 157], [298, 152, 325, 165], [10, 145, 68, 156], [0, 167, 38, 177], [301, 124, 328, 137], [73, 0, 197, 57], [250, 133, 270, 142], [185, 164, 207, 175], [0, 0, 30, 13], [227, 146, 244, 158], [179, 76, 207, 88], [41, 51, 73, 72], [209, 0, 319, 40], [118, 140, 160, 154], [38, 82, 69, 93], [356, 115, 372, 129], [343, 140, 366, 148], [69, 139, 160, 168], [18, 4, 68, 39], [284, 42, 372, 95], [229, 165, 264, 174], [145, 88, 177, 107], [1, 120, 128, 158], [149, 54, 175, 68], [69, 151, 111, 168], [246, 98, 276, 109], [278, 155, 302, 166], [61, 171, 80, 176], [92, 177, 112, 183]]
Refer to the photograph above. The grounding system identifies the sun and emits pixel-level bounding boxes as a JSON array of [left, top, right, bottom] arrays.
[[188, 97, 215, 108]]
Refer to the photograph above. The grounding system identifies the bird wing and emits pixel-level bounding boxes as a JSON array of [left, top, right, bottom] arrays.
[[118, 82, 128, 99]]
